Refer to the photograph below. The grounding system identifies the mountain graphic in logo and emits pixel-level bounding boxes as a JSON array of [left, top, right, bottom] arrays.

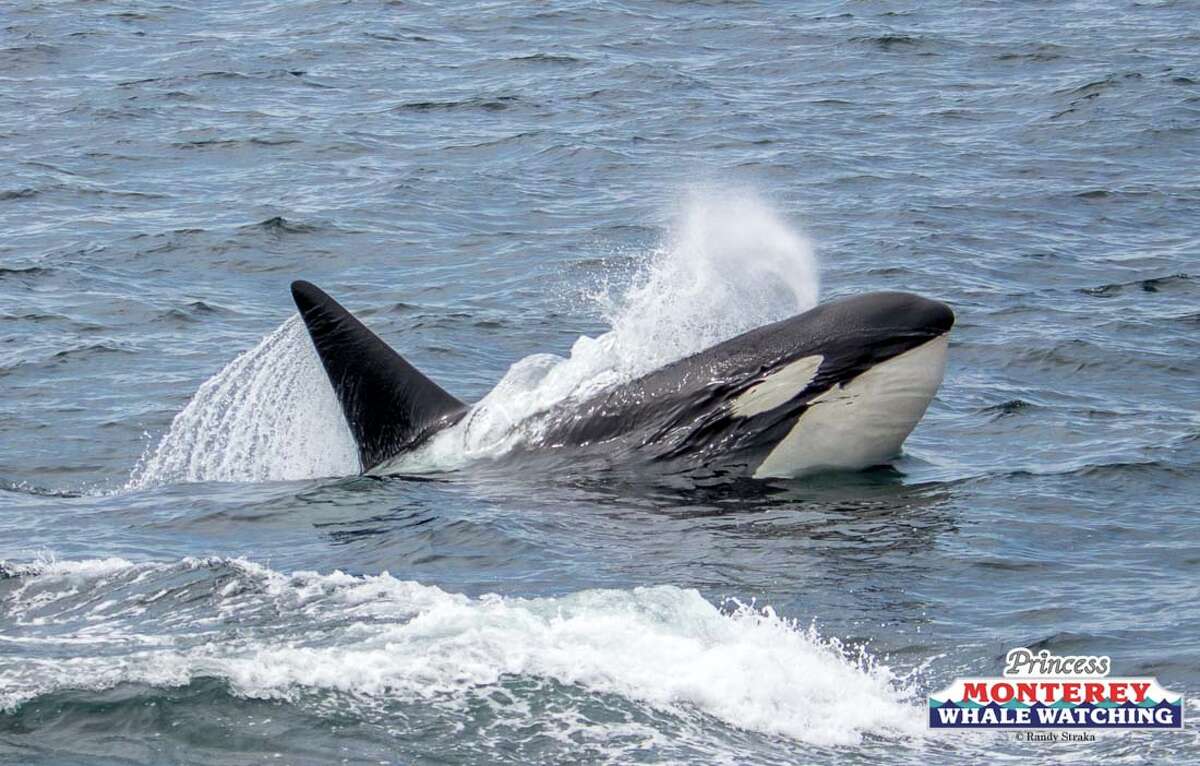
[[928, 649, 1184, 731]]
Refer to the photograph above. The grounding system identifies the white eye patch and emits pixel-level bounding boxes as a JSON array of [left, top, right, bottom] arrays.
[[730, 355, 823, 418]]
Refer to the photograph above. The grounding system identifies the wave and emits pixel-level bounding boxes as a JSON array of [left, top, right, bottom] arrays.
[[1079, 272, 1194, 297], [0, 556, 920, 748], [0, 265, 52, 278], [395, 95, 522, 112], [240, 215, 321, 234]]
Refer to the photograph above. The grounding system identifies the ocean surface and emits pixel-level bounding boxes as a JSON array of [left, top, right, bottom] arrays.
[[2, 1, 1198, 763]]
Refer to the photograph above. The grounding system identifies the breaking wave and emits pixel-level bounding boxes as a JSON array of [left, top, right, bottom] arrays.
[[0, 556, 919, 748]]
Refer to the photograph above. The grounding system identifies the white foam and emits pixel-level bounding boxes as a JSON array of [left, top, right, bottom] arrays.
[[1, 554, 135, 580], [0, 557, 920, 748]]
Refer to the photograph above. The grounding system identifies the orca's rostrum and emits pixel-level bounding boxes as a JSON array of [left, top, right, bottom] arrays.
[[291, 280, 953, 479]]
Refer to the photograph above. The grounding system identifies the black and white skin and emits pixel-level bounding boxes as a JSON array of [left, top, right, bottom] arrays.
[[291, 280, 954, 479]]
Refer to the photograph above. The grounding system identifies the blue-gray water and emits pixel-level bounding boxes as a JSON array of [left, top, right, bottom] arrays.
[[2, 1, 1198, 763]]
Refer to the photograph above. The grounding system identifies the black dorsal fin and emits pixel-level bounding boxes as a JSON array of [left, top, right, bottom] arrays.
[[291, 280, 468, 472]]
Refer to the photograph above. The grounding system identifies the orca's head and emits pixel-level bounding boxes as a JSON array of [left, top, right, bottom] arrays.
[[804, 290, 953, 352], [717, 291, 954, 477], [762, 290, 953, 375]]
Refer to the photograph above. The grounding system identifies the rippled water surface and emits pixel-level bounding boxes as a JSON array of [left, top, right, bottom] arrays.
[[2, 1, 1198, 763]]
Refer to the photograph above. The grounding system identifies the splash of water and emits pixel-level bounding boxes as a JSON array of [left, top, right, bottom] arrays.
[[403, 189, 819, 470], [127, 318, 359, 488], [130, 190, 817, 485]]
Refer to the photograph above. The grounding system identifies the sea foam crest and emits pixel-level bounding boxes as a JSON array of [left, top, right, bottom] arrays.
[[0, 557, 918, 747]]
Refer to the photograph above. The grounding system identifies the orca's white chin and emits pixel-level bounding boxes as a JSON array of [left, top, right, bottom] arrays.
[[753, 333, 950, 479]]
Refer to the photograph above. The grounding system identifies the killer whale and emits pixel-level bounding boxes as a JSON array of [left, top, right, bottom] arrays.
[[291, 280, 953, 479]]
